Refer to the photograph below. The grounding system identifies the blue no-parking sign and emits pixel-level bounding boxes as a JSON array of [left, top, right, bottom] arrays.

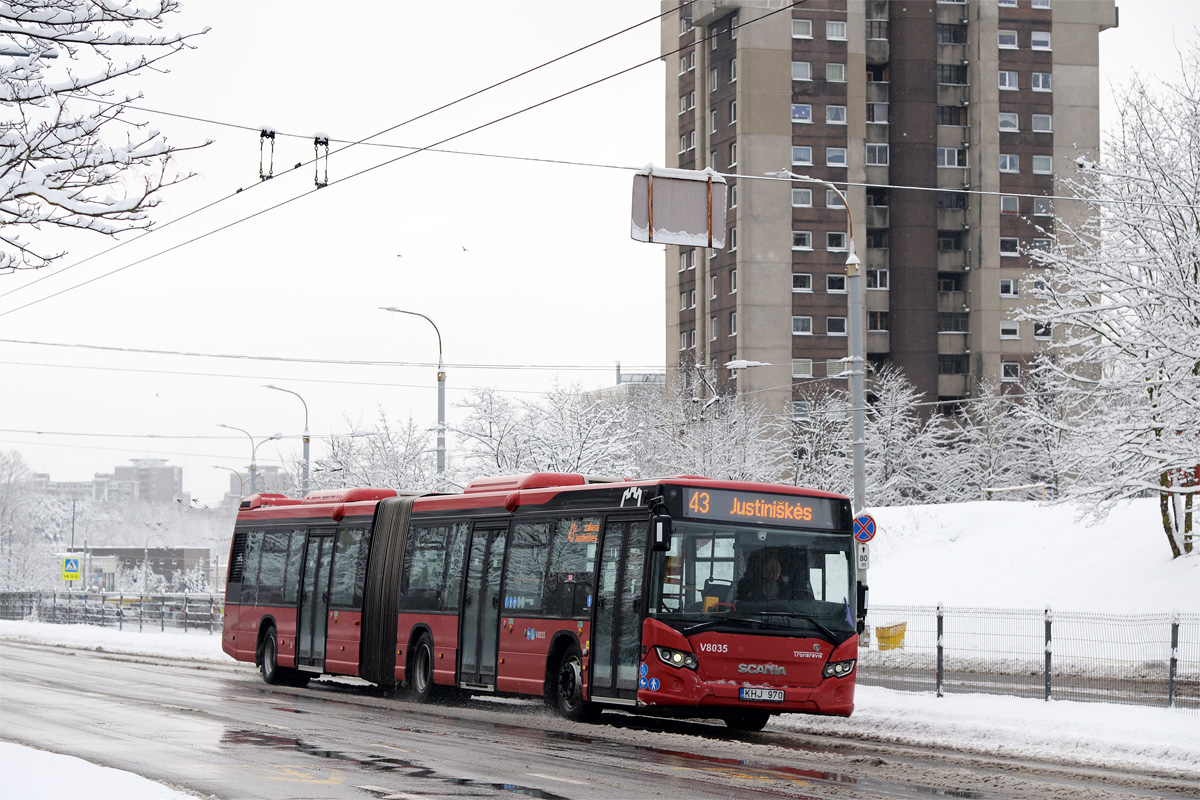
[[853, 514, 877, 542]]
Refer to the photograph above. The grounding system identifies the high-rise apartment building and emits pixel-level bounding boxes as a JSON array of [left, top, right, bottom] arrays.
[[663, 0, 1116, 414]]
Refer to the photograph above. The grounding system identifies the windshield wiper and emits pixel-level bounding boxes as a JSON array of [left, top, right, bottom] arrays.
[[682, 616, 765, 635], [756, 612, 840, 642]]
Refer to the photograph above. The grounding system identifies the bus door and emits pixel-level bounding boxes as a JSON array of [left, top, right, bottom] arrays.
[[458, 524, 507, 688], [295, 529, 335, 670], [590, 519, 648, 701]]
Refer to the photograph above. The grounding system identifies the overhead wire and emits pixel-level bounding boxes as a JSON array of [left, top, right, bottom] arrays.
[[0, 1, 802, 319]]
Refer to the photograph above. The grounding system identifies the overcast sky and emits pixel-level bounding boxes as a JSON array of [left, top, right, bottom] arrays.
[[1, 1, 1197, 504]]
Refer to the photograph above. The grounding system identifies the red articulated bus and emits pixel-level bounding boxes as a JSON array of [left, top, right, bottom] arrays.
[[221, 472, 865, 730]]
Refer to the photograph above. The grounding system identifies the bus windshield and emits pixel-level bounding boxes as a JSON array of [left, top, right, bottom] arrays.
[[649, 521, 856, 642]]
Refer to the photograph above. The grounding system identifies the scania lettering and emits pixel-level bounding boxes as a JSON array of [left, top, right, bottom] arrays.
[[221, 473, 864, 732]]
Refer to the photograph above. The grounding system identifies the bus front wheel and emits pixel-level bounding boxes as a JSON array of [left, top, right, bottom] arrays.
[[551, 644, 599, 722], [260, 627, 286, 685], [409, 632, 437, 702], [724, 710, 770, 732]]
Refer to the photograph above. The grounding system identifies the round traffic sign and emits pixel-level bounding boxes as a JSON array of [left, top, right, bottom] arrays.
[[853, 514, 876, 542]]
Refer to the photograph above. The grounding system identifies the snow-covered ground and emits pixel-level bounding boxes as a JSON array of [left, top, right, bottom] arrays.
[[2, 498, 1197, 797]]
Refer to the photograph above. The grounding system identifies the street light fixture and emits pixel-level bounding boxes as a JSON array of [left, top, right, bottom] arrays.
[[380, 306, 446, 483], [769, 169, 866, 515], [217, 424, 282, 495], [264, 384, 310, 496]]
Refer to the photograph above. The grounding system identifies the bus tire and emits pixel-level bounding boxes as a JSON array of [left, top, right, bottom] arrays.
[[550, 643, 599, 722], [260, 627, 286, 685], [287, 671, 311, 688], [724, 711, 770, 732], [409, 632, 437, 702]]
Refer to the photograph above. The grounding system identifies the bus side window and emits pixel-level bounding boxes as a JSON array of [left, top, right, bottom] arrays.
[[545, 516, 599, 618], [400, 525, 449, 611], [282, 530, 305, 604], [330, 528, 366, 608], [506, 522, 552, 613], [257, 531, 291, 606], [240, 531, 264, 606], [441, 523, 470, 611]]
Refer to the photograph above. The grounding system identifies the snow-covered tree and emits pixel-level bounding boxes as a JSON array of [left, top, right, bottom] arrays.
[[1, 0, 206, 271], [864, 366, 950, 505], [780, 383, 852, 494], [1025, 48, 1199, 558], [313, 409, 441, 492]]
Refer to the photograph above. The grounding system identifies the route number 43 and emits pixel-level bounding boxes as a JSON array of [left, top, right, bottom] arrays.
[[689, 491, 710, 514]]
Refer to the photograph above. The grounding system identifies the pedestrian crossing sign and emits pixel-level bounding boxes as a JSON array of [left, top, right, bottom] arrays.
[[62, 557, 80, 581]]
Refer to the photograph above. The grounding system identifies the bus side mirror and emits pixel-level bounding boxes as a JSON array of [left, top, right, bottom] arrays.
[[856, 581, 868, 634], [652, 515, 672, 552]]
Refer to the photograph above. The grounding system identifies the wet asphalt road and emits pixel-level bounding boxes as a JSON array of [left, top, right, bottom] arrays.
[[1, 640, 1193, 800]]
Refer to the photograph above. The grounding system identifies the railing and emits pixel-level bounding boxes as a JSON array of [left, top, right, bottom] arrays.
[[862, 604, 1198, 712], [0, 591, 222, 634]]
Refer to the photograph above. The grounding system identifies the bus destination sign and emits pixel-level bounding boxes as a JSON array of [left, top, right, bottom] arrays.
[[681, 487, 839, 531]]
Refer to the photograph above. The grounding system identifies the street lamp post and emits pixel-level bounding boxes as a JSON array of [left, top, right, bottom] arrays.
[[218, 424, 282, 495], [380, 306, 446, 482], [770, 170, 866, 514], [264, 384, 310, 496]]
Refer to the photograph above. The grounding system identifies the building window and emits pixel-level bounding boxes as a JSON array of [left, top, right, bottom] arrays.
[[938, 272, 964, 292], [826, 105, 847, 124], [1031, 31, 1051, 50], [730, 57, 737, 82], [827, 232, 847, 251], [938, 231, 964, 252], [937, 192, 968, 210], [1032, 72, 1052, 91], [793, 316, 813, 335], [937, 65, 967, 85], [827, 20, 847, 40], [866, 20, 889, 40], [999, 70, 1019, 91], [792, 358, 813, 378], [793, 400, 812, 420], [792, 104, 813, 123], [1031, 238, 1053, 252], [998, 0, 1017, 5], [1002, 362, 1021, 382], [1034, 197, 1053, 216], [867, 102, 888, 123], [999, 112, 1019, 132], [938, 147, 968, 168], [710, 109, 717, 133], [826, 188, 845, 207], [729, 142, 737, 168], [730, 311, 737, 336], [690, 289, 697, 307], [679, 16, 691, 35], [710, 275, 717, 299], [680, 292, 687, 310], [730, 268, 737, 292], [865, 143, 889, 166], [710, 318, 718, 340], [937, 105, 966, 126], [731, 13, 738, 38], [710, 67, 718, 91], [679, 135, 687, 154], [793, 272, 813, 291], [826, 358, 847, 378], [866, 268, 889, 289], [1031, 0, 1050, 8], [1000, 237, 1020, 257], [792, 188, 813, 207], [793, 19, 813, 38], [729, 226, 737, 251], [1032, 155, 1053, 174], [827, 274, 847, 293], [936, 23, 966, 44], [678, 252, 687, 272], [998, 30, 1018, 48], [680, 332, 688, 351], [938, 312, 969, 333], [730, 183, 738, 207], [729, 100, 737, 123], [679, 55, 687, 76], [1034, 322, 1053, 339], [792, 145, 813, 165], [792, 61, 812, 81], [827, 317, 847, 336], [826, 62, 846, 82], [1000, 278, 1019, 297], [999, 154, 1019, 173], [868, 311, 890, 331], [1032, 114, 1052, 132], [939, 355, 969, 375], [792, 232, 813, 251], [1001, 195, 1019, 214]]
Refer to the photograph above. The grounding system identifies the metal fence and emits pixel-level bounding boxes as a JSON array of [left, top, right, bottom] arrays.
[[0, 591, 222, 634], [861, 604, 1199, 711], [1, 592, 1195, 711]]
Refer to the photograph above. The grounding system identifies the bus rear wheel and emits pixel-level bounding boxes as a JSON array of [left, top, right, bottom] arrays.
[[408, 632, 437, 702], [260, 627, 286, 685], [724, 710, 771, 732], [550, 644, 599, 722]]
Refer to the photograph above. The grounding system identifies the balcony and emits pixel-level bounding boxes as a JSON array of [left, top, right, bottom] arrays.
[[938, 374, 971, 397], [865, 205, 890, 228], [937, 290, 968, 313], [690, 0, 738, 26], [937, 250, 969, 271]]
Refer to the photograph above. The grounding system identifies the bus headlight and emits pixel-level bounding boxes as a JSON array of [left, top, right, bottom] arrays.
[[655, 646, 698, 670], [822, 659, 855, 678]]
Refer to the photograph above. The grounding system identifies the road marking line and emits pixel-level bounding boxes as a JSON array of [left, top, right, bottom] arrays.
[[527, 773, 589, 786]]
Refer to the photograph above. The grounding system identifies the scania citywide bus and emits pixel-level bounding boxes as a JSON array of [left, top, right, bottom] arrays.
[[221, 472, 864, 730]]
